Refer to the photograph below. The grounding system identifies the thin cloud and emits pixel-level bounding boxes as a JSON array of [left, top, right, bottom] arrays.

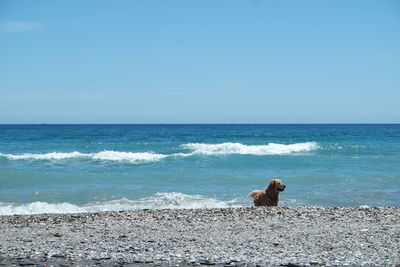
[[0, 21, 42, 33]]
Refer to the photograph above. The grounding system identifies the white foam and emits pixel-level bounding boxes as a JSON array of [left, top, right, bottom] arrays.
[[92, 151, 166, 163], [0, 150, 166, 164], [0, 193, 233, 215], [0, 151, 85, 160], [181, 142, 318, 155], [0, 142, 318, 163], [0, 201, 87, 215]]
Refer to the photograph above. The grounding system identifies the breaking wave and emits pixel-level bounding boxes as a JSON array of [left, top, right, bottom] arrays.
[[181, 142, 318, 155], [0, 151, 85, 160], [0, 193, 237, 215], [0, 142, 318, 164], [0, 151, 166, 164], [91, 151, 167, 162]]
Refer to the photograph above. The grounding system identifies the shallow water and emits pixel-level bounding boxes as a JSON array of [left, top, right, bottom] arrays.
[[0, 124, 399, 215]]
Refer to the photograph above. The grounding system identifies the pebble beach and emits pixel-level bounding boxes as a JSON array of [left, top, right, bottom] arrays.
[[1, 207, 399, 266]]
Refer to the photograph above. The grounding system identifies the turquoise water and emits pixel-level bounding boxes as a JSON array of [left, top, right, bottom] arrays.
[[0, 124, 399, 215]]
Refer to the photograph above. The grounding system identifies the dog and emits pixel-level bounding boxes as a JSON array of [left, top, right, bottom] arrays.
[[249, 179, 286, 206]]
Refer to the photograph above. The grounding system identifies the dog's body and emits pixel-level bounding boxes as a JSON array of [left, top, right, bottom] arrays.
[[249, 179, 286, 206]]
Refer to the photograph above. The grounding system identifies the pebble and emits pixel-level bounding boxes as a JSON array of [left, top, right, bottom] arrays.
[[0, 207, 399, 266]]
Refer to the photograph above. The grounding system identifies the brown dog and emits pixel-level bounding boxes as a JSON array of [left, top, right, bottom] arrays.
[[249, 179, 286, 206]]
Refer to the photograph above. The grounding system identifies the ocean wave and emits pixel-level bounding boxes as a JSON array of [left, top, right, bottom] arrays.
[[0, 142, 318, 163], [181, 142, 318, 155], [0, 151, 85, 160], [91, 151, 167, 163], [0, 151, 166, 164], [0, 193, 235, 215]]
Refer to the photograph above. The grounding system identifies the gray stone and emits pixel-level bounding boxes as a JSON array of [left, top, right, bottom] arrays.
[[0, 207, 399, 266]]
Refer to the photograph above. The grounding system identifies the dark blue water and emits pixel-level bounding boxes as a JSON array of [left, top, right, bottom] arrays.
[[0, 124, 399, 215]]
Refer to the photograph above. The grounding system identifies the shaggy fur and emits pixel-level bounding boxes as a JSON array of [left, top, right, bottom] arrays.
[[249, 179, 286, 206]]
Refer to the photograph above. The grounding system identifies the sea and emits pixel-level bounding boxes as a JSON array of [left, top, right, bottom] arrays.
[[0, 124, 399, 215]]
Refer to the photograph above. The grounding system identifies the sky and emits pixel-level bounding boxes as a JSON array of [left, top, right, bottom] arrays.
[[0, 0, 399, 124]]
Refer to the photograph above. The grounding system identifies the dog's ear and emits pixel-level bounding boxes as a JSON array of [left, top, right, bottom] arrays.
[[270, 179, 282, 187]]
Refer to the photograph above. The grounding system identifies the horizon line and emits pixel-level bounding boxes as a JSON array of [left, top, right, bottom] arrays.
[[0, 123, 399, 125]]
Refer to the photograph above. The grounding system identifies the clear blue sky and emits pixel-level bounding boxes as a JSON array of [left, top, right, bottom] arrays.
[[1, 0, 399, 123]]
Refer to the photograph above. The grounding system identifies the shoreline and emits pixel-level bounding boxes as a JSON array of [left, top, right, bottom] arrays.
[[1, 207, 399, 266]]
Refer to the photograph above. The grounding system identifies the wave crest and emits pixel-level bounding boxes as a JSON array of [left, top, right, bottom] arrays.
[[0, 193, 233, 215], [0, 150, 166, 164], [0, 142, 319, 163], [92, 151, 166, 163], [0, 151, 85, 160], [181, 142, 318, 155]]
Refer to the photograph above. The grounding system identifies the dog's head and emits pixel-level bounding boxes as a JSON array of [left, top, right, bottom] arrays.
[[269, 179, 286, 192]]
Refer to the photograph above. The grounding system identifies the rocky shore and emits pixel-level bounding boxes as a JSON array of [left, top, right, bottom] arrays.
[[0, 207, 399, 266]]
